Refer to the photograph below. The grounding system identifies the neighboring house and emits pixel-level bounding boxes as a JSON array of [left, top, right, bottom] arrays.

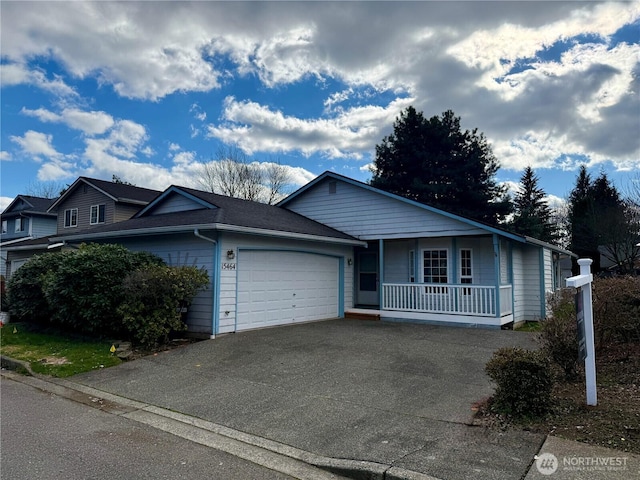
[[279, 172, 574, 328], [3, 178, 161, 279], [0, 195, 58, 278], [47, 177, 161, 234], [42, 185, 364, 336]]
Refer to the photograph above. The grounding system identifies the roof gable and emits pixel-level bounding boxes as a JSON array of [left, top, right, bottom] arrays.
[[281, 171, 571, 256], [1, 195, 57, 217], [48, 177, 160, 212], [135, 187, 217, 217]]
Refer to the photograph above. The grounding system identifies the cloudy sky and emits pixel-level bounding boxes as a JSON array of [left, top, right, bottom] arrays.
[[1, 1, 638, 211]]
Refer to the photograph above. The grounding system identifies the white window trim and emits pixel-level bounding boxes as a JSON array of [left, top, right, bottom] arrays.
[[422, 248, 449, 284], [64, 208, 78, 228], [459, 248, 473, 284], [90, 204, 105, 225]]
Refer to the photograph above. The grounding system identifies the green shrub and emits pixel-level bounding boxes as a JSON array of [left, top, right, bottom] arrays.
[[118, 265, 210, 348], [485, 347, 553, 417], [7, 252, 73, 324], [592, 277, 640, 346], [41, 244, 164, 336], [538, 288, 580, 381]]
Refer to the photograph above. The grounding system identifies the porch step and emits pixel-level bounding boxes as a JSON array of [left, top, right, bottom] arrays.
[[345, 310, 381, 321]]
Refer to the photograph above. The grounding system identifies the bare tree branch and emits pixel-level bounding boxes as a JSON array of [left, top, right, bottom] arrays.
[[193, 146, 292, 204]]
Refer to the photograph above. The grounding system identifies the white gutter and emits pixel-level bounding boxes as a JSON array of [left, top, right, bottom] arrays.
[[213, 223, 367, 246], [51, 222, 365, 247]]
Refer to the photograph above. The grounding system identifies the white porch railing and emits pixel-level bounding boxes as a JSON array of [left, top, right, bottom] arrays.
[[382, 283, 513, 317]]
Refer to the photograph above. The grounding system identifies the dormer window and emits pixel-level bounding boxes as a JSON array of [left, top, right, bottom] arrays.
[[90, 204, 106, 225], [14, 218, 26, 233]]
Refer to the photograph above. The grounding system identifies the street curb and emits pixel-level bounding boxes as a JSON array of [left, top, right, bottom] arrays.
[[1, 368, 442, 480], [1, 355, 35, 375]]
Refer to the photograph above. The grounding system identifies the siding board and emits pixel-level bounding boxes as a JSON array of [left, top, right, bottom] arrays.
[[285, 178, 488, 239]]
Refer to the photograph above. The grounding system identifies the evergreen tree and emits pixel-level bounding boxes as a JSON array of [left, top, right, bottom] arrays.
[[567, 167, 634, 273], [568, 166, 599, 271], [370, 107, 511, 226], [510, 166, 558, 244]]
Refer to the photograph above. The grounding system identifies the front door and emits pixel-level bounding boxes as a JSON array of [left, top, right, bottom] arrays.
[[357, 251, 379, 306]]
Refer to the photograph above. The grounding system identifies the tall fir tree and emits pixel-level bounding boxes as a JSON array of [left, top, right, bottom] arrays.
[[510, 166, 558, 244], [567, 167, 634, 273], [370, 107, 511, 226]]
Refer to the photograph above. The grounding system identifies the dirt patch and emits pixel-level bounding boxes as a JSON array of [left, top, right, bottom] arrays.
[[40, 356, 70, 365], [474, 342, 640, 454]]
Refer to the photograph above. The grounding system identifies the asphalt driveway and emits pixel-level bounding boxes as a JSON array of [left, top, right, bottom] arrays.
[[74, 319, 544, 480]]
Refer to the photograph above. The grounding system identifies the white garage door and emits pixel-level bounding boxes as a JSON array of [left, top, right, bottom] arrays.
[[236, 250, 340, 331]]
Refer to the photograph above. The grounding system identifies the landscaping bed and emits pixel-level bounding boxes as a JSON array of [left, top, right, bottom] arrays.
[[475, 341, 640, 454]]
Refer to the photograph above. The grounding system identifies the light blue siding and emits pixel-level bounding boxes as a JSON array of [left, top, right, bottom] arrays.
[[30, 216, 57, 238], [150, 192, 211, 214], [512, 244, 544, 322], [106, 233, 216, 335], [284, 178, 488, 240]]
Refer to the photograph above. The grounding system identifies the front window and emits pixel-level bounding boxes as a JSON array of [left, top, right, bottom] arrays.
[[2, 220, 7, 234], [460, 249, 473, 284], [64, 208, 78, 228], [14, 218, 25, 233], [423, 249, 448, 283], [90, 204, 106, 224]]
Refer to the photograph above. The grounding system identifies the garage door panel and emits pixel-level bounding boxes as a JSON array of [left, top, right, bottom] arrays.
[[236, 251, 339, 331]]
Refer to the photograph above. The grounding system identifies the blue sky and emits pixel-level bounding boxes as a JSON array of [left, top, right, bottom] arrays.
[[1, 1, 639, 212]]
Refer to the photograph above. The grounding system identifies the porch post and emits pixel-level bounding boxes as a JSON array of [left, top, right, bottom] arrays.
[[378, 239, 384, 308], [493, 234, 501, 317], [451, 237, 458, 311], [539, 248, 546, 318]]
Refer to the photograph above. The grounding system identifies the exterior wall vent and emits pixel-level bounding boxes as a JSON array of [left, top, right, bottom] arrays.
[[329, 181, 337, 194]]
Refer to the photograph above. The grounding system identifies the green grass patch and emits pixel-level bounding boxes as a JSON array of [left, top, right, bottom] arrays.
[[515, 321, 542, 332], [0, 323, 121, 377]]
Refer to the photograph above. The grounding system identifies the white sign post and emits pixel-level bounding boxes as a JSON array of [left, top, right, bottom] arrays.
[[565, 258, 597, 406]]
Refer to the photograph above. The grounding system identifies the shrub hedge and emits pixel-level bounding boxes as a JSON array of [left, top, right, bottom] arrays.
[[7, 243, 210, 346]]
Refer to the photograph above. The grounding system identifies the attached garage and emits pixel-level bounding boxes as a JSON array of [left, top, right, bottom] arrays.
[[236, 250, 340, 331]]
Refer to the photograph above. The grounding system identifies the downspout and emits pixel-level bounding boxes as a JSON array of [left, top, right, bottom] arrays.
[[194, 229, 218, 339], [493, 234, 501, 319]]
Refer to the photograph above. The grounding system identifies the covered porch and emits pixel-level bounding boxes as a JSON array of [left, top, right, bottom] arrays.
[[350, 235, 515, 328]]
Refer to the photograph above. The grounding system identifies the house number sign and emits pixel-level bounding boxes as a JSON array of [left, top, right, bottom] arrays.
[[222, 262, 236, 270]]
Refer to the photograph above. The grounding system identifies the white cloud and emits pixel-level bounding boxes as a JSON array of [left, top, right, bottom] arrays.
[[208, 95, 415, 158], [21, 107, 114, 135], [0, 63, 77, 97], [0, 151, 12, 161], [1, 1, 638, 190], [0, 197, 14, 212], [37, 159, 77, 182], [190, 103, 207, 121], [168, 142, 181, 151], [10, 130, 62, 160]]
